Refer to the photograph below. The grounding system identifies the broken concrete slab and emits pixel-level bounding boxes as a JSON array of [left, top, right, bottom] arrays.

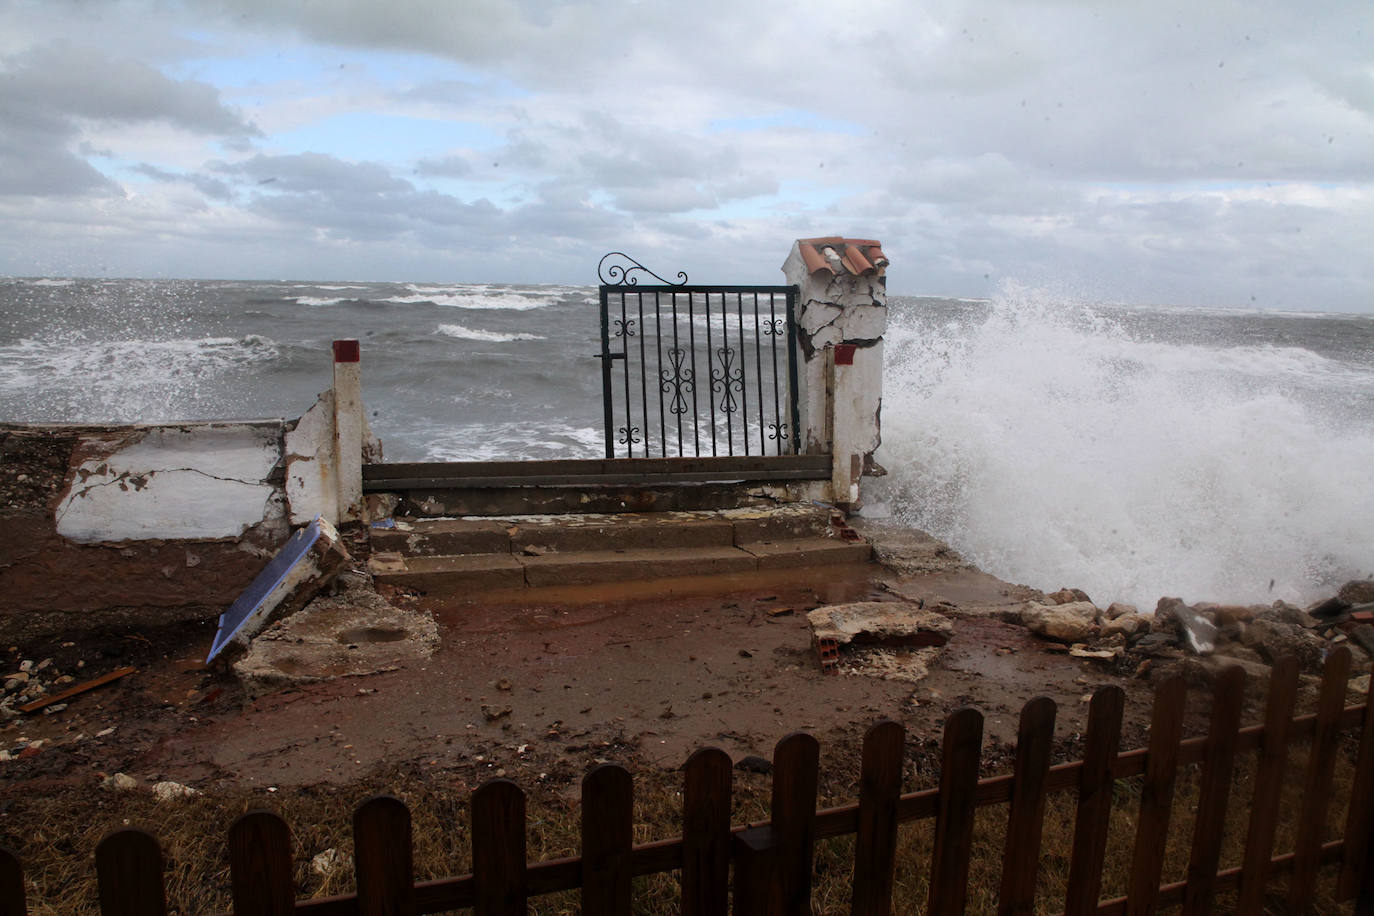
[[807, 600, 951, 683], [232, 580, 438, 693], [207, 516, 351, 663], [807, 601, 953, 648]]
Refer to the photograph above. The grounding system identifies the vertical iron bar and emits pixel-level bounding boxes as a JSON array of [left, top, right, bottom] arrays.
[[786, 287, 801, 454], [669, 292, 681, 455], [768, 292, 783, 455], [736, 292, 747, 456], [705, 291, 718, 456], [654, 291, 667, 457], [687, 291, 700, 456], [619, 291, 634, 458], [637, 291, 651, 457], [753, 292, 765, 455], [599, 287, 614, 459]]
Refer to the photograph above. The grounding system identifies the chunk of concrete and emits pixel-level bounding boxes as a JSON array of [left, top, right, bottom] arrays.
[[807, 601, 953, 647]]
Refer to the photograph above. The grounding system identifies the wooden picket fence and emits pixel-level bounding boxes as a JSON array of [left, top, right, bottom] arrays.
[[3, 648, 1372, 915]]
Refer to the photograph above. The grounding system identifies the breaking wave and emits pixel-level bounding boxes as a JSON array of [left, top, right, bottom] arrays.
[[877, 285, 1374, 611], [436, 323, 543, 342]]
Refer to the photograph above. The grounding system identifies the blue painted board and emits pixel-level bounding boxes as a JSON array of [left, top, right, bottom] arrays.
[[206, 517, 323, 663]]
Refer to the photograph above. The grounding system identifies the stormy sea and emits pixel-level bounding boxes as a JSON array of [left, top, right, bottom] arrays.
[[2, 276, 1371, 612]]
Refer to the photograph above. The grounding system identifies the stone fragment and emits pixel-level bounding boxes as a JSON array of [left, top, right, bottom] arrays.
[[102, 773, 138, 792], [311, 848, 352, 877], [1200, 604, 1256, 626], [1048, 588, 1093, 606], [1021, 601, 1098, 643], [1243, 618, 1324, 672], [152, 781, 200, 801], [1104, 602, 1137, 620], [1101, 615, 1143, 639], [1155, 598, 1217, 654], [1338, 580, 1374, 606], [1069, 645, 1121, 660]]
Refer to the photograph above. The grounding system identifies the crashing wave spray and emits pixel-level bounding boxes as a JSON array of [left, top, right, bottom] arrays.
[[876, 284, 1374, 611]]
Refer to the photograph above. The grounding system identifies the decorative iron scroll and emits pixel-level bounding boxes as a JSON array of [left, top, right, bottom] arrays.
[[598, 252, 689, 287], [660, 347, 694, 416], [711, 346, 745, 414]]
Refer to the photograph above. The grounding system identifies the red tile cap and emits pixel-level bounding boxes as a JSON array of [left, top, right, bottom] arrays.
[[796, 237, 888, 277]]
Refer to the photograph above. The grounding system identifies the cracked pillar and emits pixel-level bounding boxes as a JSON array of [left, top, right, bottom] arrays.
[[332, 339, 364, 524], [781, 238, 888, 509]]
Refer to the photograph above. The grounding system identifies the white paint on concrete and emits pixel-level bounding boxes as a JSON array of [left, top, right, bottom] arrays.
[[285, 390, 339, 525], [332, 352, 364, 523], [56, 424, 283, 543]]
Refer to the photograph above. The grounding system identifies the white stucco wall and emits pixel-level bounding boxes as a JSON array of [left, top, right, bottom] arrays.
[[56, 423, 285, 544], [284, 391, 338, 526]]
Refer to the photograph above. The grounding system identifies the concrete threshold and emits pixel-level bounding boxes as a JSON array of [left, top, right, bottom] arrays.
[[366, 504, 875, 597]]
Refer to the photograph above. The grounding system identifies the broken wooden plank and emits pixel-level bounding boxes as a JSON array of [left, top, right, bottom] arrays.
[[18, 666, 136, 714]]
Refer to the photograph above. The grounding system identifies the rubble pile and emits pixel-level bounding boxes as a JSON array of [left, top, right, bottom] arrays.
[[1017, 578, 1374, 686], [2, 652, 80, 721]]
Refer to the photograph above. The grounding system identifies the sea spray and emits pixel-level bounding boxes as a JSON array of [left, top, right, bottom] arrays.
[[877, 284, 1374, 611]]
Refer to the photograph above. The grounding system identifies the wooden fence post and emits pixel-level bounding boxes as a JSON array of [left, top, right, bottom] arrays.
[[771, 732, 820, 916], [354, 795, 415, 916], [1237, 656, 1299, 913], [229, 810, 295, 916], [852, 720, 905, 916], [472, 779, 527, 916], [1063, 685, 1124, 916], [1125, 675, 1186, 916], [95, 830, 166, 916], [582, 764, 633, 916], [0, 847, 26, 916], [1290, 646, 1353, 912], [928, 706, 984, 916], [1338, 658, 1374, 907], [682, 748, 732, 916], [998, 696, 1057, 916], [1181, 665, 1246, 916]]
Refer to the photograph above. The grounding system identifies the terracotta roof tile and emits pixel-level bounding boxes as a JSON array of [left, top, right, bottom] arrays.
[[796, 237, 888, 278]]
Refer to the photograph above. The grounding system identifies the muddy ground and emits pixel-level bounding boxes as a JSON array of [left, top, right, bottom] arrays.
[[1, 518, 1278, 805]]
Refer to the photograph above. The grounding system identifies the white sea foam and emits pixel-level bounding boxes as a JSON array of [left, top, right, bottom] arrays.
[[0, 334, 280, 421], [27, 278, 76, 287], [418, 422, 604, 462], [436, 323, 543, 342], [294, 296, 348, 307], [878, 283, 1374, 611], [383, 292, 554, 310]]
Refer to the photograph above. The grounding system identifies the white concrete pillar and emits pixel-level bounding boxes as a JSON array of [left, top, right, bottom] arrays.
[[780, 238, 888, 508], [331, 339, 364, 523]]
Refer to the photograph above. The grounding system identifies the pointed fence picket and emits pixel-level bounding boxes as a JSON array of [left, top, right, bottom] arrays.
[[1, 650, 1371, 916]]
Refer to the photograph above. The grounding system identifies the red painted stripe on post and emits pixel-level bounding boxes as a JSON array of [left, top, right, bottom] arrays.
[[333, 339, 360, 362]]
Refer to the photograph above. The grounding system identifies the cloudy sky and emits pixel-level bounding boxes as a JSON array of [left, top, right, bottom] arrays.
[[1, 0, 1371, 309]]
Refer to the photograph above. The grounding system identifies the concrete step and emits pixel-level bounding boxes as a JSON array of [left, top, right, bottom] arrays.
[[370, 504, 836, 558], [367, 538, 873, 596]]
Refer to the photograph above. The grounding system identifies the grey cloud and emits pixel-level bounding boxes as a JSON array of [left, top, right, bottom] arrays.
[[4, 42, 258, 135], [0, 40, 258, 198], [415, 154, 475, 178], [220, 153, 411, 194], [133, 164, 233, 199]]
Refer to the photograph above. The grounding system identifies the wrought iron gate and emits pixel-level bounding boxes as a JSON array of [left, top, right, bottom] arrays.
[[597, 253, 801, 460]]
